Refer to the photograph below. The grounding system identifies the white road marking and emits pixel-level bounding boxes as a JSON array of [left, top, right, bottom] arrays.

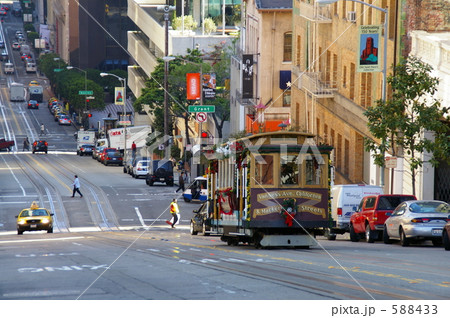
[[0, 236, 86, 244], [134, 207, 147, 227]]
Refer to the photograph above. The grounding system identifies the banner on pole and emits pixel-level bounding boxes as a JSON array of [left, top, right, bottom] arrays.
[[358, 25, 382, 73]]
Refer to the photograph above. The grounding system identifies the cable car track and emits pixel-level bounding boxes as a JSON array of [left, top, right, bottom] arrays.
[[10, 152, 120, 232]]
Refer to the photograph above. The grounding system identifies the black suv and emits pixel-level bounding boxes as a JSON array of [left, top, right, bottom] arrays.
[[146, 160, 174, 186], [32, 140, 48, 154]]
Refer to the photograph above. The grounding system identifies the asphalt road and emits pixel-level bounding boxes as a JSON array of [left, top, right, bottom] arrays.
[[0, 11, 449, 318]]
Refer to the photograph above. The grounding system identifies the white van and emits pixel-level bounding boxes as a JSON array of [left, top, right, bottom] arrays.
[[4, 62, 14, 74], [25, 62, 36, 73], [327, 184, 383, 240]]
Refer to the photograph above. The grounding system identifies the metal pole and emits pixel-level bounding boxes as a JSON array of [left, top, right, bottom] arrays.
[[123, 76, 127, 164], [380, 10, 389, 188], [164, 10, 170, 159]]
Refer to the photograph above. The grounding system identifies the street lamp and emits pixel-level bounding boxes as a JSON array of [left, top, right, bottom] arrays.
[[316, 0, 388, 186], [100, 72, 128, 162], [67, 66, 87, 128]]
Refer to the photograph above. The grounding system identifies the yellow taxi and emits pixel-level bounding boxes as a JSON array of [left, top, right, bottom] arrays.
[[16, 202, 54, 235], [29, 80, 39, 86]]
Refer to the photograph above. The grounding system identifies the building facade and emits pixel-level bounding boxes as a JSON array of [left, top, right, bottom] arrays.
[[291, 0, 398, 186]]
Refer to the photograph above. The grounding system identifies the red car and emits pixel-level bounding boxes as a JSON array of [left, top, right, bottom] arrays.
[[349, 194, 417, 243], [98, 147, 116, 162]]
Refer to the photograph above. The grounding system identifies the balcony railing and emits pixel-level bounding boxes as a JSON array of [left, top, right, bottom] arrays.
[[299, 1, 332, 23], [298, 72, 336, 98]]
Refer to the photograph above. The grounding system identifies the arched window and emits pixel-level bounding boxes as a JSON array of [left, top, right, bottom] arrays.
[[283, 32, 292, 62]]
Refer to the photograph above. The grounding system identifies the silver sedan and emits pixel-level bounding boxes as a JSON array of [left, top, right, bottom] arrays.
[[383, 200, 450, 246]]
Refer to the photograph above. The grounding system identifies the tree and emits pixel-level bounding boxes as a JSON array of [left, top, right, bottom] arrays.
[[364, 56, 450, 195]]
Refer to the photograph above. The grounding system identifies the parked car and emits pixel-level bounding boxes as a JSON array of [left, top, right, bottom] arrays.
[[145, 160, 174, 186], [132, 160, 150, 178], [443, 222, 450, 251], [78, 144, 93, 156], [328, 184, 384, 240], [92, 146, 105, 160], [383, 200, 450, 246], [32, 140, 48, 154], [27, 100, 39, 109], [58, 114, 71, 125], [16, 202, 53, 235], [98, 147, 115, 162], [190, 203, 212, 236], [349, 194, 417, 243], [102, 149, 123, 166]]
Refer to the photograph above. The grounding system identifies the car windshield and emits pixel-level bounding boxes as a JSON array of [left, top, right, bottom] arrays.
[[112, 151, 122, 156], [377, 196, 416, 210], [410, 202, 450, 213], [21, 209, 48, 217]]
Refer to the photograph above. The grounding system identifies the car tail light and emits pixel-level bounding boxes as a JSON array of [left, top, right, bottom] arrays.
[[45, 142, 48, 146], [411, 218, 430, 223], [337, 208, 342, 216], [36, 103, 39, 107]]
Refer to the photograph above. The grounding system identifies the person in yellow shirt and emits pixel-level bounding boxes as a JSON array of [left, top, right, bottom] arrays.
[[169, 199, 179, 228]]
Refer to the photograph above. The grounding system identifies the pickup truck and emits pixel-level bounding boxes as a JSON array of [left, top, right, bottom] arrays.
[[0, 138, 15, 151], [349, 194, 417, 243]]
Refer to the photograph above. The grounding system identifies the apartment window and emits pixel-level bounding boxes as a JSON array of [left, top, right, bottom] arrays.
[[342, 65, 347, 88], [332, 53, 338, 88], [296, 35, 301, 67], [326, 51, 331, 83], [283, 90, 291, 107], [367, 0, 373, 25], [350, 63, 355, 100], [360, 73, 373, 108], [344, 139, 350, 177], [341, 0, 347, 19], [316, 118, 321, 137], [324, 124, 329, 144], [337, 134, 342, 169], [283, 32, 292, 62]]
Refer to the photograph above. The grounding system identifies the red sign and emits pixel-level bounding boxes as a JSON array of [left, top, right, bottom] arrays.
[[186, 73, 200, 100]]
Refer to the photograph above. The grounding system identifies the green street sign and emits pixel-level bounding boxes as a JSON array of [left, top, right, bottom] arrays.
[[188, 105, 215, 113], [53, 68, 63, 72], [79, 90, 94, 95]]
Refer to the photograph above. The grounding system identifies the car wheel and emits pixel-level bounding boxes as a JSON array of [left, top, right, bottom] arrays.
[[17, 230, 23, 235], [80, 152, 83, 156], [349, 223, 359, 242], [184, 197, 191, 203], [324, 228, 336, 241], [45, 150, 47, 154], [47, 227, 53, 233], [400, 228, 409, 247], [133, 174, 137, 179], [383, 226, 393, 244], [167, 181, 174, 186], [365, 224, 376, 243], [443, 231, 450, 251], [190, 221, 198, 235], [202, 222, 210, 236], [123, 167, 127, 173], [431, 238, 442, 247]]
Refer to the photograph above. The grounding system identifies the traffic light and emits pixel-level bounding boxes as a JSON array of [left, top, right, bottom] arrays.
[[200, 131, 208, 147]]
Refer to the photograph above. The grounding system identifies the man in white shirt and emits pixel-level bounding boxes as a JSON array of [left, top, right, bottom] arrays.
[[72, 175, 83, 198]]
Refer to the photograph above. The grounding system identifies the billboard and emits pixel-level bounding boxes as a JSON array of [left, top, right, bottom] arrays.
[[242, 54, 254, 99], [202, 73, 216, 99], [186, 73, 201, 100], [114, 87, 125, 105], [358, 25, 382, 73]]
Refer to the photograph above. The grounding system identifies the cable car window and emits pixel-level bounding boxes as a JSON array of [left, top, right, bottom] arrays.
[[254, 155, 274, 185], [280, 155, 299, 185], [305, 155, 323, 185]]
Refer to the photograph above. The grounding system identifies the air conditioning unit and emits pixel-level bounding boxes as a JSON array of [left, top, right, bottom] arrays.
[[347, 11, 356, 22]]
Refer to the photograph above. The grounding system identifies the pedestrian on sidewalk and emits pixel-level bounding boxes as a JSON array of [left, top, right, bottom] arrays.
[[23, 137, 30, 151], [175, 172, 186, 193], [71, 175, 83, 198]]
